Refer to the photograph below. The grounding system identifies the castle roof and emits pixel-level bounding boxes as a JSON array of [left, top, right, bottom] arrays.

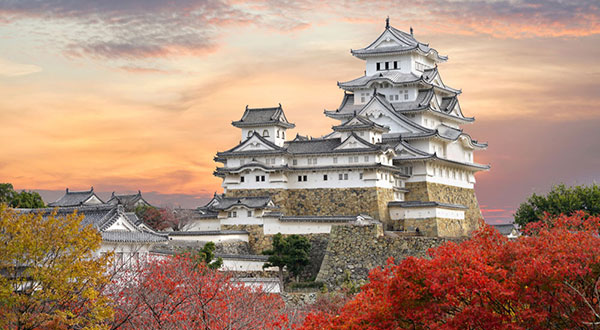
[[208, 196, 274, 211], [232, 104, 295, 128], [19, 204, 167, 243], [388, 201, 467, 210], [332, 114, 389, 133], [106, 190, 151, 209], [350, 21, 447, 62], [47, 187, 104, 207]]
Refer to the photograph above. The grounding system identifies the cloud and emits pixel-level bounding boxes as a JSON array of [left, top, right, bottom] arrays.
[[0, 57, 41, 77]]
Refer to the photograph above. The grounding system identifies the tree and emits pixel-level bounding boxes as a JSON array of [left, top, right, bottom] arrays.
[[106, 255, 288, 330], [514, 183, 600, 227], [301, 212, 600, 329], [263, 233, 311, 286], [134, 205, 180, 231], [193, 241, 223, 270], [0, 183, 45, 209], [0, 204, 112, 330]]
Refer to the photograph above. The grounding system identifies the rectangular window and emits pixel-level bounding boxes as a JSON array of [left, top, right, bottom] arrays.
[[333, 157, 338, 164], [240, 176, 245, 183], [338, 173, 343, 180], [376, 62, 381, 71], [247, 210, 252, 217], [388, 95, 393, 101], [359, 173, 363, 179], [385, 62, 389, 70], [323, 174, 328, 181], [303, 175, 307, 181], [292, 159, 297, 165], [393, 61, 398, 69], [261, 175, 265, 182], [344, 173, 348, 180], [298, 175, 308, 182], [298, 175, 302, 181], [256, 176, 260, 182], [364, 156, 369, 162], [394, 95, 399, 101], [361, 96, 365, 102]]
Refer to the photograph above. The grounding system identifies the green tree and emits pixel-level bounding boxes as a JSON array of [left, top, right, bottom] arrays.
[[0, 204, 112, 330], [0, 183, 16, 204], [194, 241, 223, 270], [514, 183, 600, 227], [263, 233, 311, 287], [0, 183, 45, 209]]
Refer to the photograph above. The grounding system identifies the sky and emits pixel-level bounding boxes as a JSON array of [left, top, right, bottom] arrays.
[[1, 0, 599, 223]]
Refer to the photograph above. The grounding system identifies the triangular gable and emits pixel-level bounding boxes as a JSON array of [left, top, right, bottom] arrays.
[[104, 212, 138, 232], [395, 141, 431, 158], [358, 95, 430, 134], [83, 194, 104, 205], [230, 134, 280, 153], [334, 134, 376, 150]]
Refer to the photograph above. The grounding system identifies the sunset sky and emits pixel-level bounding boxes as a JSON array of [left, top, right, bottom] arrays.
[[1, 0, 599, 223]]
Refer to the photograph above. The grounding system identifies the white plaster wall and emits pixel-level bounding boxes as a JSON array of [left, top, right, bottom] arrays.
[[232, 279, 281, 294], [263, 217, 334, 235], [388, 206, 465, 220], [365, 54, 412, 75], [185, 218, 221, 231], [220, 259, 278, 272], [220, 208, 264, 225], [241, 126, 287, 147], [168, 233, 249, 243]]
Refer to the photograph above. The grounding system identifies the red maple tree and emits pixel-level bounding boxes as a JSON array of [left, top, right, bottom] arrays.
[[301, 212, 600, 329], [105, 255, 288, 330]]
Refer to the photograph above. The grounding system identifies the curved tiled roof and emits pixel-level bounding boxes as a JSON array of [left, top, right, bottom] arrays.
[[232, 104, 295, 128], [388, 201, 467, 209], [47, 187, 104, 207], [350, 24, 447, 62]]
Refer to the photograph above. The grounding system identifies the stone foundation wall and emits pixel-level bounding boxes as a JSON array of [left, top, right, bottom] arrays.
[[405, 182, 482, 235], [316, 223, 461, 288], [227, 187, 394, 221]]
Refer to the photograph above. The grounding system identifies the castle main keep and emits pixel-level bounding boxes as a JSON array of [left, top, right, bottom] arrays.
[[205, 19, 489, 238]]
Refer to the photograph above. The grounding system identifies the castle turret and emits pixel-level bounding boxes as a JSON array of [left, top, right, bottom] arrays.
[[232, 104, 295, 147]]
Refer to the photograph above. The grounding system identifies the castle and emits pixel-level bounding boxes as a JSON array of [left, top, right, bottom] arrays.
[[202, 19, 489, 238]]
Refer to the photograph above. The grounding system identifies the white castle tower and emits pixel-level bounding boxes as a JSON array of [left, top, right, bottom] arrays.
[[211, 19, 489, 237]]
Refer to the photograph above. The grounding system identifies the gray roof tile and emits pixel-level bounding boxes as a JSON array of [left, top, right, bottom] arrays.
[[47, 187, 104, 207], [232, 105, 295, 128]]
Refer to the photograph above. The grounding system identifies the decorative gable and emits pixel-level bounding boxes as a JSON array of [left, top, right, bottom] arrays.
[[232, 135, 278, 152], [334, 135, 373, 150]]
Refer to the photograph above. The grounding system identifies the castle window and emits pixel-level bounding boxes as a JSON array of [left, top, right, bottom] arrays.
[[247, 210, 252, 217], [359, 173, 363, 179], [240, 176, 245, 183], [376, 62, 381, 71], [228, 211, 237, 218], [298, 175, 308, 182], [308, 158, 318, 165], [394, 95, 399, 101], [248, 130, 253, 137], [323, 174, 328, 181], [261, 175, 265, 182], [364, 156, 369, 162], [393, 61, 398, 69], [282, 131, 285, 139], [256, 175, 260, 182], [404, 90, 409, 100], [385, 62, 389, 70], [333, 157, 338, 164], [348, 156, 359, 163], [338, 173, 349, 180], [262, 130, 269, 137], [292, 159, 298, 165], [276, 130, 280, 138]]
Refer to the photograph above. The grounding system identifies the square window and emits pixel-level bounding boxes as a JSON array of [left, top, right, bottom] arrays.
[[292, 159, 297, 165], [323, 174, 328, 181]]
